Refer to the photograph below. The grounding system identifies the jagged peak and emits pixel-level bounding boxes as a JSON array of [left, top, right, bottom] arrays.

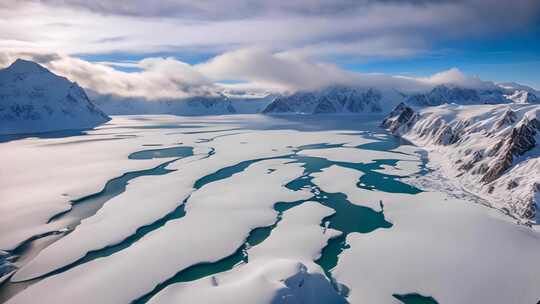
[[5, 58, 49, 74]]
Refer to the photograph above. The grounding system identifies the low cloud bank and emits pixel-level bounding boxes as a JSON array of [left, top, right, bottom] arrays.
[[0, 49, 502, 101]]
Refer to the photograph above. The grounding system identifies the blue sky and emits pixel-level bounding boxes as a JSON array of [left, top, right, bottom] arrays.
[[344, 23, 540, 88], [83, 28, 540, 89], [1, 0, 539, 98]]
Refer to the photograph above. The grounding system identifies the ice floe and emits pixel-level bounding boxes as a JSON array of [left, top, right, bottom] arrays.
[[7, 159, 311, 304], [312, 165, 540, 304], [148, 202, 345, 304]]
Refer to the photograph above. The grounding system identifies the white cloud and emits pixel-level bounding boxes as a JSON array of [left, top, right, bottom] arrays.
[[2, 49, 496, 99], [1, 51, 216, 99], [195, 48, 357, 91], [416, 67, 493, 89]]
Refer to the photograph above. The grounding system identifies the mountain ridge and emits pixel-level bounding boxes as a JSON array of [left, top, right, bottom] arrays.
[[262, 86, 401, 114], [382, 102, 540, 222]]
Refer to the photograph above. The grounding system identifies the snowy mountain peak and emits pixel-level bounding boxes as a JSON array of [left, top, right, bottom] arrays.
[[505, 90, 539, 104], [6, 58, 49, 74], [0, 59, 110, 135]]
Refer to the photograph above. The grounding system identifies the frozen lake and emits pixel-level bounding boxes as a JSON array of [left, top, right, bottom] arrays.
[[1, 115, 539, 304]]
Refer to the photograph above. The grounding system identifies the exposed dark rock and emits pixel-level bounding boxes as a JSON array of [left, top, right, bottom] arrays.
[[459, 150, 484, 171], [433, 124, 457, 145], [507, 180, 519, 189], [471, 163, 488, 175], [481, 117, 539, 183], [486, 140, 503, 157], [495, 108, 517, 129], [381, 102, 417, 134]]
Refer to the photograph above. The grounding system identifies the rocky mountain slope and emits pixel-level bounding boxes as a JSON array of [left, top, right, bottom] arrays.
[[383, 102, 540, 222], [0, 59, 109, 135], [262, 86, 401, 114]]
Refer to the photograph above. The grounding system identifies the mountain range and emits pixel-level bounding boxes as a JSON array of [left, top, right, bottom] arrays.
[[404, 84, 539, 106], [261, 86, 397, 114]]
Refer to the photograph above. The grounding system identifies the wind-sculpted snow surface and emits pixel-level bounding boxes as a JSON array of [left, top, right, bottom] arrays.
[[0, 59, 109, 135], [383, 103, 540, 222], [2, 115, 540, 304]]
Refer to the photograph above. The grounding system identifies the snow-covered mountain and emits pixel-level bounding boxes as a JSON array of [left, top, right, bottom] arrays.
[[262, 86, 402, 114], [0, 59, 110, 135], [382, 102, 540, 222], [504, 90, 539, 104], [498, 82, 540, 95], [92, 93, 275, 115], [404, 84, 540, 106]]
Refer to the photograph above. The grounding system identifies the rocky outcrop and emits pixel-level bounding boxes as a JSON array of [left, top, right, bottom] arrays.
[[380, 102, 417, 134], [494, 108, 517, 129], [482, 117, 539, 183], [505, 90, 540, 104], [433, 124, 457, 145]]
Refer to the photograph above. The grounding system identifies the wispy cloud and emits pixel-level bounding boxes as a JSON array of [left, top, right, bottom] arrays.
[[1, 0, 538, 58], [1, 49, 499, 99]]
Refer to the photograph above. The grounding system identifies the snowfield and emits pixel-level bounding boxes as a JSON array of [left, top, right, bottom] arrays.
[[1, 115, 540, 304]]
